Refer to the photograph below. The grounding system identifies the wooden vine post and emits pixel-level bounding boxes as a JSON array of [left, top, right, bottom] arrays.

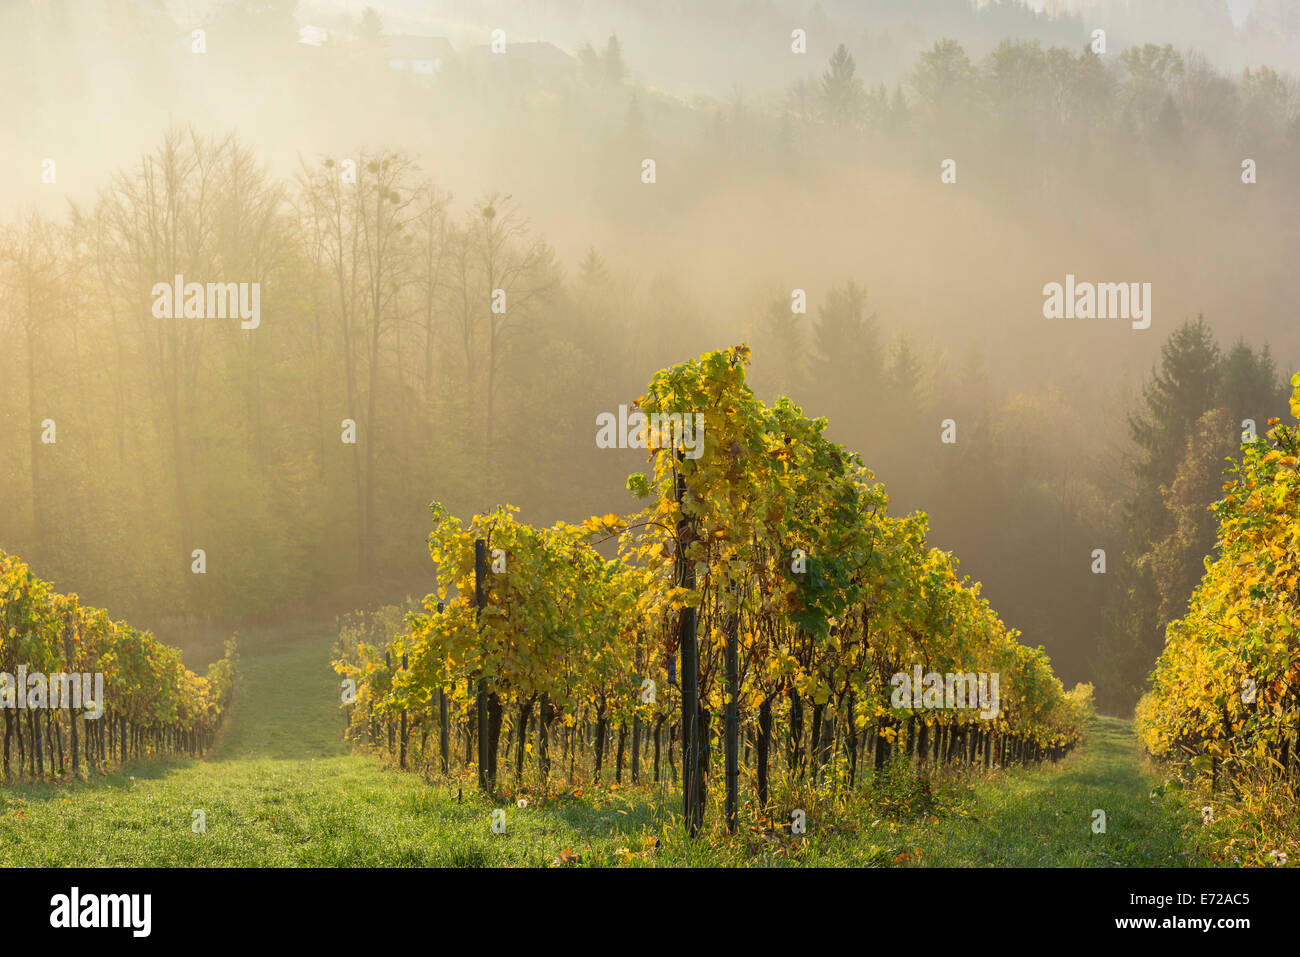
[[399, 650, 409, 769], [436, 600, 450, 774], [675, 462, 702, 835], [474, 538, 490, 793]]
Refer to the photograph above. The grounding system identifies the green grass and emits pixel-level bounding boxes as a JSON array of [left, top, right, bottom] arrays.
[[0, 631, 1214, 866], [888, 716, 1211, 866]]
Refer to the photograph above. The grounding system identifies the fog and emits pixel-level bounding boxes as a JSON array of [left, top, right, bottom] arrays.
[[1, 0, 1297, 709]]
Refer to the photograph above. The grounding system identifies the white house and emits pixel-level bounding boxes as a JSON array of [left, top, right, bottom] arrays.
[[298, 24, 328, 47], [386, 35, 455, 75]]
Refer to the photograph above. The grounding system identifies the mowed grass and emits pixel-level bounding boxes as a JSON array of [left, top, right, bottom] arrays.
[[890, 716, 1211, 866], [0, 631, 1212, 867]]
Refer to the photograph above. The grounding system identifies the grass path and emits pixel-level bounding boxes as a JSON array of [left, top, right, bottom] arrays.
[[0, 631, 1212, 866], [896, 716, 1210, 866]]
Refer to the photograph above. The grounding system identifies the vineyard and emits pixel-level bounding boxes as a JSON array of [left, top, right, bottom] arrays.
[[6, 0, 1300, 909], [336, 345, 1094, 832], [0, 551, 236, 781], [1137, 374, 1300, 823]]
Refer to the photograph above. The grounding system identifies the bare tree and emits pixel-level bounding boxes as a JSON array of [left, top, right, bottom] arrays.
[[298, 150, 418, 582], [459, 193, 559, 502], [0, 214, 68, 556]]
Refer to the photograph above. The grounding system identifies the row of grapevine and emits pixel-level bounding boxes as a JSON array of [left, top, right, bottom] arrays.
[[336, 345, 1092, 830], [1137, 373, 1300, 794], [0, 549, 236, 781]]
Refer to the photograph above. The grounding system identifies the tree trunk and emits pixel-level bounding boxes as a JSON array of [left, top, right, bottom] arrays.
[[724, 604, 739, 833], [31, 711, 43, 777], [809, 702, 824, 782], [515, 696, 535, 781], [653, 715, 664, 783], [486, 691, 503, 790], [788, 687, 803, 772], [756, 696, 773, 811], [438, 690, 450, 774], [630, 713, 641, 785], [593, 697, 608, 782], [696, 707, 712, 823], [538, 693, 553, 785], [874, 719, 891, 772]]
